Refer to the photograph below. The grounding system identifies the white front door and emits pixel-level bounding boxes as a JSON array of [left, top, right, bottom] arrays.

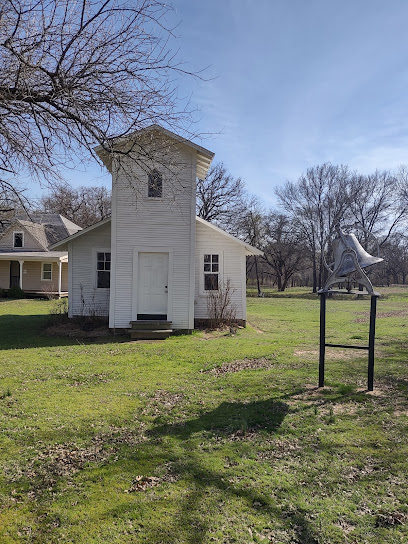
[[138, 252, 169, 316]]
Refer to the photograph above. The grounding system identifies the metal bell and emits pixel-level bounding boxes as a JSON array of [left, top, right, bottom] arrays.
[[331, 230, 383, 277]]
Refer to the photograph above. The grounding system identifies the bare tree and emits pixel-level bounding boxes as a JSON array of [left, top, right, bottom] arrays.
[[235, 196, 267, 296], [0, 0, 197, 206], [380, 233, 408, 285], [349, 170, 406, 248], [196, 163, 246, 232], [262, 213, 305, 292], [38, 183, 111, 227], [276, 163, 354, 292]]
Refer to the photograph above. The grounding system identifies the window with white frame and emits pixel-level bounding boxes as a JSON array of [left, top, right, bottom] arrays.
[[203, 254, 219, 290], [148, 169, 162, 198], [97, 252, 111, 288], [13, 232, 24, 248], [42, 263, 52, 281]]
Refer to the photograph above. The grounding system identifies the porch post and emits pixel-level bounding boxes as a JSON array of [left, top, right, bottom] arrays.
[[58, 260, 62, 298], [18, 260, 24, 290]]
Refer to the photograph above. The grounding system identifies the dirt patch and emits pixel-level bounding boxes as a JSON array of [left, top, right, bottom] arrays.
[[332, 403, 360, 415], [125, 463, 179, 493], [375, 511, 408, 527], [198, 328, 239, 340], [4, 426, 147, 491], [247, 321, 264, 334], [335, 518, 356, 535], [294, 349, 366, 361], [354, 310, 408, 323], [44, 322, 111, 338], [291, 384, 329, 401], [202, 357, 275, 375], [257, 437, 302, 461], [142, 390, 184, 416]]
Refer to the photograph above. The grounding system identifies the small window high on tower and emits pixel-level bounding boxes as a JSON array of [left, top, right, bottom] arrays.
[[148, 169, 162, 198]]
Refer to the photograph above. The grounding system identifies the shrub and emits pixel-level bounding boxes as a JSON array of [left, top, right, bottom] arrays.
[[41, 282, 58, 300], [49, 298, 69, 324], [7, 286, 25, 299], [206, 278, 237, 330]]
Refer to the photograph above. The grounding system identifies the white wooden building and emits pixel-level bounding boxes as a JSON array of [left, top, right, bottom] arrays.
[[52, 126, 262, 332]]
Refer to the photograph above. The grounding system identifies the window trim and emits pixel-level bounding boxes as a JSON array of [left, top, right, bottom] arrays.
[[147, 169, 163, 198], [13, 231, 24, 248], [199, 251, 223, 295], [94, 248, 111, 290], [41, 262, 53, 281]]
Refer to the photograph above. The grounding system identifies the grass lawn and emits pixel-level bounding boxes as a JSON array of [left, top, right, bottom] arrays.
[[0, 289, 407, 543]]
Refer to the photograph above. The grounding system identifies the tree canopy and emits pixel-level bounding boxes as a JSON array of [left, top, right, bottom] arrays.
[[0, 0, 194, 207]]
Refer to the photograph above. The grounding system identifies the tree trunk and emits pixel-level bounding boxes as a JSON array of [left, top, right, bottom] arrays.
[[254, 256, 262, 296], [312, 255, 317, 293]]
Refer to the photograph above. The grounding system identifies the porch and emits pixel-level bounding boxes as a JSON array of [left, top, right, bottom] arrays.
[[0, 251, 68, 297]]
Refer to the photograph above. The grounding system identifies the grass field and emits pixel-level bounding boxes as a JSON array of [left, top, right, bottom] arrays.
[[0, 289, 407, 543]]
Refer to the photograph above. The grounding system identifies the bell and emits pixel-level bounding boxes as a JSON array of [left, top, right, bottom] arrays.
[[331, 230, 383, 277]]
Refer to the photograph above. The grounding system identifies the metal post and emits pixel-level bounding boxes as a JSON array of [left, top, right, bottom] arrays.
[[319, 292, 326, 387], [368, 295, 378, 391]]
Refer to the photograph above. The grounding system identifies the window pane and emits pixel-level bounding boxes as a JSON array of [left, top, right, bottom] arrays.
[[43, 272, 52, 280], [204, 274, 218, 290], [97, 271, 110, 288], [212, 263, 219, 272], [105, 262, 111, 271], [204, 254, 211, 263], [204, 263, 211, 272], [97, 261, 104, 270], [105, 253, 111, 261], [97, 252, 104, 261], [212, 255, 219, 263], [43, 264, 52, 272], [148, 170, 162, 198], [14, 233, 23, 247]]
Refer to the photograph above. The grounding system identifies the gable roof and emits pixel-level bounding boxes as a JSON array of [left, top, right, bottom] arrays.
[[0, 214, 82, 250], [94, 124, 214, 180], [196, 217, 263, 256], [50, 217, 111, 249], [51, 216, 263, 256]]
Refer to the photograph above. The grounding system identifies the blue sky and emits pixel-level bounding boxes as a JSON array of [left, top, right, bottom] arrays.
[[37, 0, 408, 206]]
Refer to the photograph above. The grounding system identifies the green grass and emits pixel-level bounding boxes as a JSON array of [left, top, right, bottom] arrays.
[[0, 290, 407, 543]]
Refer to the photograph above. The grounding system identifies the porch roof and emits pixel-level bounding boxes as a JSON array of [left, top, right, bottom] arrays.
[[0, 251, 68, 262]]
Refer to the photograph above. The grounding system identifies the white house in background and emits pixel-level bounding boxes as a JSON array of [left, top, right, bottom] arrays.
[[51, 125, 262, 333], [0, 214, 82, 296]]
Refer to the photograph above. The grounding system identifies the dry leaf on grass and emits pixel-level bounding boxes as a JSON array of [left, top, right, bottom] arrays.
[[125, 475, 161, 493], [202, 357, 275, 375]]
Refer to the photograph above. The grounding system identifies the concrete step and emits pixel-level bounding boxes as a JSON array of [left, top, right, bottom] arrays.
[[130, 320, 172, 330], [130, 329, 173, 340]]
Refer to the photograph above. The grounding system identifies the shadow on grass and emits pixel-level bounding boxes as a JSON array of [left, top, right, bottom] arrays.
[[110, 398, 322, 544], [8, 384, 402, 542], [151, 398, 289, 439], [0, 313, 124, 350]]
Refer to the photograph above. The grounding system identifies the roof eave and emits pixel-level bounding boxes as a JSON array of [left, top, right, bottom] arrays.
[[195, 216, 264, 256], [94, 125, 214, 179]]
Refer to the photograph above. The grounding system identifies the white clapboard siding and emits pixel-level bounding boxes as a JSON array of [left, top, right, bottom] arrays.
[[69, 221, 111, 318], [195, 220, 247, 320], [110, 144, 197, 329]]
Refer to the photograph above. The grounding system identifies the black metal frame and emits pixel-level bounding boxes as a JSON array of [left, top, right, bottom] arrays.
[[318, 289, 379, 391]]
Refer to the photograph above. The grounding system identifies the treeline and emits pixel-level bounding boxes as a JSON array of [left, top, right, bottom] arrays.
[[8, 161, 408, 292], [198, 162, 408, 292]]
